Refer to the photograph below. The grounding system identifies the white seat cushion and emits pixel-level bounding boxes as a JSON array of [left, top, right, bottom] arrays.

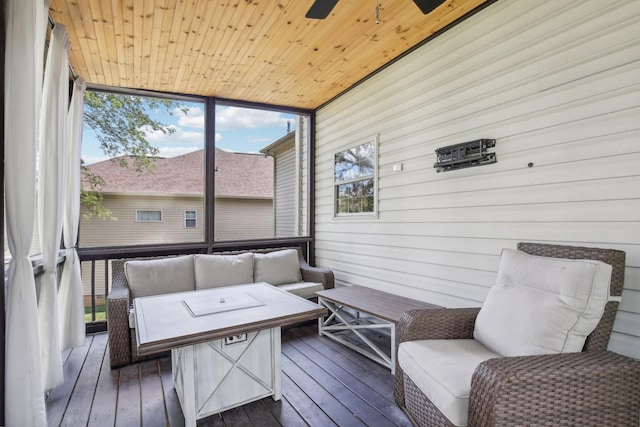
[[194, 253, 254, 289], [398, 339, 500, 427], [125, 255, 195, 299], [277, 282, 324, 299], [474, 248, 612, 356], [254, 249, 302, 286]]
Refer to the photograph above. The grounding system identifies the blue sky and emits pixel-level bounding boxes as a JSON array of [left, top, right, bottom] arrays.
[[81, 99, 297, 164]]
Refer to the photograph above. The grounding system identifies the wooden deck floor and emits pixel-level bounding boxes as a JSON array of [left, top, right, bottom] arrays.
[[46, 322, 411, 426]]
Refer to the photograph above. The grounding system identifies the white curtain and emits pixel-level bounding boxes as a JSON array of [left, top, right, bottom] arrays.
[[38, 23, 70, 391], [4, 0, 50, 425], [59, 77, 87, 350]]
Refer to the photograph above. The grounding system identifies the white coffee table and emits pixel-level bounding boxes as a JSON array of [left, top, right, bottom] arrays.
[[316, 285, 440, 374], [134, 282, 326, 426]]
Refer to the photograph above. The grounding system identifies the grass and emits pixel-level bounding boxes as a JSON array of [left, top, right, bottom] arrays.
[[84, 303, 106, 322]]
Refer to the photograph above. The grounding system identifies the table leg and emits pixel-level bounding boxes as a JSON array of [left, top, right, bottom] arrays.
[[272, 327, 282, 401], [317, 298, 394, 373], [173, 345, 197, 427]]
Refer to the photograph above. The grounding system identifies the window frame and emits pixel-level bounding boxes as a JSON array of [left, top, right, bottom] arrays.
[[333, 135, 378, 218], [77, 89, 315, 253], [184, 210, 197, 228], [135, 209, 163, 223]]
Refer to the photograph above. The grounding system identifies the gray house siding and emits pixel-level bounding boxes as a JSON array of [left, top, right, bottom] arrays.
[[214, 198, 274, 241], [272, 139, 297, 237], [79, 194, 204, 247], [313, 0, 640, 359]]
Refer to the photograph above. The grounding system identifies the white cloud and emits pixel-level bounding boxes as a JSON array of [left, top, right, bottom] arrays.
[[171, 105, 290, 131], [215, 106, 289, 130], [143, 125, 204, 146], [158, 146, 201, 157], [174, 105, 205, 128], [82, 154, 109, 165]]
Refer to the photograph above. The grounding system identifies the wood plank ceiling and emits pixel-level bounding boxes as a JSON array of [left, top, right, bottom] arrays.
[[48, 0, 490, 110]]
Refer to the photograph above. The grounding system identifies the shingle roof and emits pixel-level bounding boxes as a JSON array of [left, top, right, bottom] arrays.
[[83, 148, 273, 198]]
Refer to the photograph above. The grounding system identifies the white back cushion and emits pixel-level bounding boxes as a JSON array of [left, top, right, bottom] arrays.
[[194, 253, 254, 289], [474, 248, 612, 356], [254, 249, 302, 286], [125, 255, 195, 299]]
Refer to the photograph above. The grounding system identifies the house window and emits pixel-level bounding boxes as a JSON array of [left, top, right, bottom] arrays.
[[334, 136, 377, 215], [136, 210, 162, 222], [185, 210, 197, 228]]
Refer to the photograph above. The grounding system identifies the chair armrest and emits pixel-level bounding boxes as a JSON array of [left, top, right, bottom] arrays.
[[394, 307, 480, 406], [300, 263, 335, 290], [107, 286, 132, 368], [469, 351, 640, 427], [397, 307, 480, 344]]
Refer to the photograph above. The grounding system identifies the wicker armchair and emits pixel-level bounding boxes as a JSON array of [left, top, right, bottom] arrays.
[[394, 242, 640, 426], [107, 247, 334, 368]]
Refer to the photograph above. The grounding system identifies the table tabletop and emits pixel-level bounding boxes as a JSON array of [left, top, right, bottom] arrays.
[[315, 285, 440, 323], [134, 282, 327, 355]]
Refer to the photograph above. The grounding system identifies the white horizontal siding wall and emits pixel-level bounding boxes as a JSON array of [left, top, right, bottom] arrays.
[[314, 0, 640, 359], [274, 144, 297, 237], [299, 115, 309, 237]]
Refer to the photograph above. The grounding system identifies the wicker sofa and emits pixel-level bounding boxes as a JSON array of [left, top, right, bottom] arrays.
[[394, 242, 640, 426], [107, 247, 334, 368]]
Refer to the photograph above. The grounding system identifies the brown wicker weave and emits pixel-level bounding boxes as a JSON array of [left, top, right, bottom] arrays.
[[106, 247, 334, 368], [394, 242, 640, 427]]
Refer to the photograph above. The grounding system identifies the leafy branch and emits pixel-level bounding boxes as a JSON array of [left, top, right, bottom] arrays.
[[81, 91, 184, 218]]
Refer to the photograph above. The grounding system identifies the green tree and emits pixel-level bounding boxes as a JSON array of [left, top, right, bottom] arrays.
[[81, 91, 185, 218]]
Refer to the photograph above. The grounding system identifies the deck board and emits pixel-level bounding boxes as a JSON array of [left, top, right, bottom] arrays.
[[60, 333, 107, 427], [47, 335, 92, 427], [46, 323, 411, 426], [87, 344, 119, 427]]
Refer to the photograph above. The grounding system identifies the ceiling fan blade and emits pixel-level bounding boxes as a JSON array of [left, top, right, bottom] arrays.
[[306, 0, 340, 19], [412, 0, 445, 14]]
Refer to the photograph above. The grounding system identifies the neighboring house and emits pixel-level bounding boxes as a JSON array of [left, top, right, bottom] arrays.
[[79, 148, 274, 298], [212, 148, 275, 241], [80, 148, 274, 245], [261, 130, 300, 238]]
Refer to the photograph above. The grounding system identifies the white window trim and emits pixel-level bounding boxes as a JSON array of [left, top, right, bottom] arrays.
[[135, 209, 163, 223], [184, 210, 197, 228], [333, 134, 379, 218]]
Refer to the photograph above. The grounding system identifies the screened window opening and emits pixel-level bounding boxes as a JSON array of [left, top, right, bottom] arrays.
[[214, 105, 309, 241], [79, 91, 205, 248]]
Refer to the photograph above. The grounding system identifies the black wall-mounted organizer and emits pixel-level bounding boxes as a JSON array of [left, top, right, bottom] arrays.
[[434, 139, 497, 173]]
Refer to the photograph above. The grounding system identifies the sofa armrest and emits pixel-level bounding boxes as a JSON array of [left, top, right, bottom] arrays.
[[394, 307, 480, 406], [469, 351, 640, 427], [300, 263, 335, 290], [107, 286, 132, 368]]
